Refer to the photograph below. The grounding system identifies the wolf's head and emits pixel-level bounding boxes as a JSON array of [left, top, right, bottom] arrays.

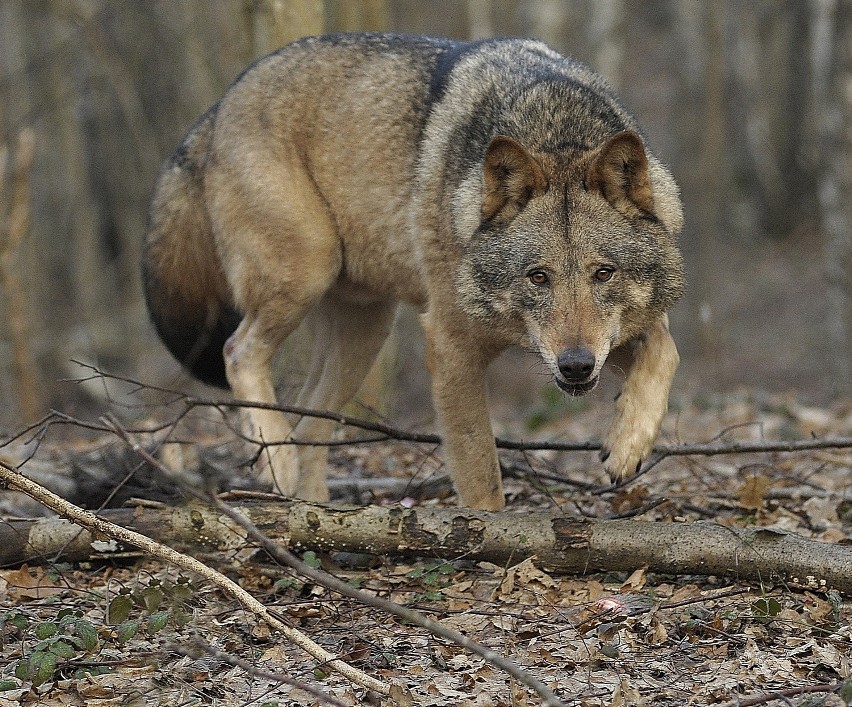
[[455, 131, 685, 394]]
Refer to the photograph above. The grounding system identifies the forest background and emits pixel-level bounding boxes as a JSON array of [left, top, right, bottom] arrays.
[[0, 0, 849, 432]]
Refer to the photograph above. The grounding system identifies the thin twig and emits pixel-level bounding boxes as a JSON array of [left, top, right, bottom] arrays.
[[63, 364, 852, 456], [0, 128, 42, 421], [605, 497, 668, 519], [173, 639, 352, 707], [7, 396, 850, 462], [718, 682, 841, 707], [0, 459, 390, 697]]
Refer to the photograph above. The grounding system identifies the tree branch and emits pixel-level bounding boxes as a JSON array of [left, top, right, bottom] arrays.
[[0, 459, 390, 697], [4, 493, 852, 597]]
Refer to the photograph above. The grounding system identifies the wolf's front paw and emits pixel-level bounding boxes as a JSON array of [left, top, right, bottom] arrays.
[[600, 411, 659, 482]]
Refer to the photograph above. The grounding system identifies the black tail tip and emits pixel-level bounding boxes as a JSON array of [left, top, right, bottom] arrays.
[[149, 305, 242, 390]]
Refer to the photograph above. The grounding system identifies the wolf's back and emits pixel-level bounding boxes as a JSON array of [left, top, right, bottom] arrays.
[[142, 108, 240, 388]]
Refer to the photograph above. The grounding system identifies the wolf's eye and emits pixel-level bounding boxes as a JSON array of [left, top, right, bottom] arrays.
[[528, 270, 549, 286], [593, 266, 616, 283]]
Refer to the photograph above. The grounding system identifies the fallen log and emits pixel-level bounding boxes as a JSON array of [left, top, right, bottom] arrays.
[[3, 498, 851, 595]]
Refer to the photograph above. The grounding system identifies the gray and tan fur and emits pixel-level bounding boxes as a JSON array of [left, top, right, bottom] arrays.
[[143, 33, 685, 510]]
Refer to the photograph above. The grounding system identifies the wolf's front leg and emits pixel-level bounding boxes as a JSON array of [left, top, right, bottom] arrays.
[[422, 315, 505, 510], [601, 314, 679, 481]]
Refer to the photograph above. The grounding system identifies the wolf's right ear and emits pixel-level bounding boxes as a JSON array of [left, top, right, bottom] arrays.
[[587, 131, 655, 218], [481, 136, 547, 225]]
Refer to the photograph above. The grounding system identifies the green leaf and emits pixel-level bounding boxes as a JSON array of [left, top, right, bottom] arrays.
[[72, 665, 113, 680], [74, 620, 99, 652], [169, 583, 193, 605], [751, 597, 782, 620], [14, 660, 29, 681], [107, 595, 133, 625], [141, 587, 164, 613], [302, 551, 321, 569], [147, 611, 170, 635], [9, 614, 30, 631], [30, 651, 57, 686], [837, 678, 852, 704], [116, 619, 140, 643], [0, 679, 20, 691], [34, 622, 58, 639], [171, 608, 192, 628], [49, 640, 76, 659], [600, 645, 620, 659], [59, 607, 82, 620]]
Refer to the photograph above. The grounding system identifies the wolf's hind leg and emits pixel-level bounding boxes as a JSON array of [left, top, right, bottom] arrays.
[[601, 315, 679, 481], [291, 296, 397, 502], [208, 143, 343, 495], [224, 305, 313, 495]]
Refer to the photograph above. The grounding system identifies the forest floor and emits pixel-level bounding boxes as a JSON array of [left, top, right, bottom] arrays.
[[1, 389, 851, 706]]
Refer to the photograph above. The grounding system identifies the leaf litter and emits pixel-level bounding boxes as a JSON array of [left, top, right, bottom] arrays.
[[0, 392, 850, 705]]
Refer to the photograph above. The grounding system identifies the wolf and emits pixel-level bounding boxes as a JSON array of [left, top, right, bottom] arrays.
[[143, 33, 685, 511]]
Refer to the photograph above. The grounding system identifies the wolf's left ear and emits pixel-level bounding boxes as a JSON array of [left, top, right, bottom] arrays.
[[481, 136, 547, 225], [587, 131, 655, 218]]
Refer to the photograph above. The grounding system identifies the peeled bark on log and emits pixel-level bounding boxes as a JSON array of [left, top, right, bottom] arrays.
[[2, 500, 851, 595]]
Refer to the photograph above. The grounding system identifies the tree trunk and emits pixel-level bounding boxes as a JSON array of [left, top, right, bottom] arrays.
[[243, 0, 325, 58], [4, 499, 851, 594], [810, 0, 851, 395]]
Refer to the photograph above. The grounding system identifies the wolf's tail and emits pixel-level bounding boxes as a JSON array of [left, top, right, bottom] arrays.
[[142, 108, 240, 388]]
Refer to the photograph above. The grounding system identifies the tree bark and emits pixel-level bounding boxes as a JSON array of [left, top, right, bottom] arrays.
[[4, 498, 851, 595], [810, 0, 851, 395]]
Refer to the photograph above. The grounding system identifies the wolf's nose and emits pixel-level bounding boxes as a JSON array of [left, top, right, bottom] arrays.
[[558, 348, 596, 382]]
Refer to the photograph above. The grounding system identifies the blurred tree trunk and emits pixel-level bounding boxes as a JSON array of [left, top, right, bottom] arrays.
[[729, 3, 813, 240], [588, 0, 624, 88], [809, 0, 851, 395], [20, 1, 104, 399], [242, 0, 325, 57], [672, 0, 727, 374], [0, 130, 43, 422], [330, 0, 390, 32]]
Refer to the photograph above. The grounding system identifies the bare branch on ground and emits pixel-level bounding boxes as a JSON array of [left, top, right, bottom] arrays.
[[0, 459, 391, 698]]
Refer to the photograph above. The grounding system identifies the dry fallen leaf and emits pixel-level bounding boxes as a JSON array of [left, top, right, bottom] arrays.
[[738, 474, 772, 510], [620, 567, 647, 591], [496, 557, 557, 599], [0, 564, 67, 600]]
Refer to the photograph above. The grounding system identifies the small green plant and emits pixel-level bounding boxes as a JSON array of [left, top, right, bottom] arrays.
[[1, 574, 197, 689], [750, 597, 782, 624], [2, 608, 101, 687], [406, 561, 455, 601], [106, 574, 196, 639], [525, 386, 588, 431], [301, 551, 322, 569]]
